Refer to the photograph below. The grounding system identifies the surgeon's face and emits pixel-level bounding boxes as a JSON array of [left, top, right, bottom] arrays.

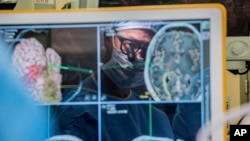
[[113, 29, 153, 61]]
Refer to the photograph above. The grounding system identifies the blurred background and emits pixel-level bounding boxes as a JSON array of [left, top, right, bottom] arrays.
[[0, 0, 249, 36], [99, 0, 250, 36]]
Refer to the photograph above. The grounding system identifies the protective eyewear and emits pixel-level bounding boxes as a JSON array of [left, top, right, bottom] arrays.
[[116, 34, 148, 62]]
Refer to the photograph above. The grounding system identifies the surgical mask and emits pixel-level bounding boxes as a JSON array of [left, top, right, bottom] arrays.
[[102, 37, 145, 88]]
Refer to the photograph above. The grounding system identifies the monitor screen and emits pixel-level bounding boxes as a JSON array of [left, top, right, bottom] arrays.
[[0, 5, 226, 141]]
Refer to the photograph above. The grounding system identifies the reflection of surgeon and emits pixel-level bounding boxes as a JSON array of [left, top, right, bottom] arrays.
[[53, 21, 174, 141]]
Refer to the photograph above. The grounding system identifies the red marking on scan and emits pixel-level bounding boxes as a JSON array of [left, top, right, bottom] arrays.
[[24, 64, 43, 84], [167, 61, 172, 71]]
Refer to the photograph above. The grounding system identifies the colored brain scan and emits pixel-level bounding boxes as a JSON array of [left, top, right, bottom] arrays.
[[145, 23, 203, 101], [12, 37, 62, 103]]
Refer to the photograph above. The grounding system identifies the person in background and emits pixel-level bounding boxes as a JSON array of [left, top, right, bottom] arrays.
[[52, 21, 175, 141]]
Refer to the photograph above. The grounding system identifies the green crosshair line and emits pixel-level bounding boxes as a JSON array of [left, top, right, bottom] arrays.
[[49, 63, 93, 74], [101, 61, 157, 70], [49, 61, 157, 72], [149, 101, 153, 136]]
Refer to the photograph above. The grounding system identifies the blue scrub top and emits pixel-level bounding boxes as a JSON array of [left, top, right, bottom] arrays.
[[52, 75, 174, 141]]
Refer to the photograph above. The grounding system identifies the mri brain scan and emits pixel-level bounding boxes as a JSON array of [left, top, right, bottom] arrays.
[[12, 37, 62, 103], [145, 23, 203, 101]]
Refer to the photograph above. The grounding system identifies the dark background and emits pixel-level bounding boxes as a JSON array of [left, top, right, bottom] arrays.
[[99, 0, 250, 36], [0, 0, 249, 36]]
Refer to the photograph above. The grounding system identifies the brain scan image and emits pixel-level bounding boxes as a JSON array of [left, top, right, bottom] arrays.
[[12, 37, 62, 103], [145, 23, 203, 101]]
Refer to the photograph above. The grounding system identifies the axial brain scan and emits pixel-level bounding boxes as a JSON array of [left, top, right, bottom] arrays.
[[145, 23, 202, 101]]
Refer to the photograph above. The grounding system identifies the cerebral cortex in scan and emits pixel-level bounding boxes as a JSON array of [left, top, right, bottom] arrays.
[[145, 23, 202, 101], [12, 38, 62, 103]]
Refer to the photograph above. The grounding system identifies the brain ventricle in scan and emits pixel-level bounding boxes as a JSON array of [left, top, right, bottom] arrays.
[[144, 23, 202, 101]]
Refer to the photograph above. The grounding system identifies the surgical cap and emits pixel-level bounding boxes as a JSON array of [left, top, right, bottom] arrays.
[[105, 21, 162, 36], [114, 21, 161, 33]]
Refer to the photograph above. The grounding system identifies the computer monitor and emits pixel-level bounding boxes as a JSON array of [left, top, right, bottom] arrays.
[[0, 4, 226, 141]]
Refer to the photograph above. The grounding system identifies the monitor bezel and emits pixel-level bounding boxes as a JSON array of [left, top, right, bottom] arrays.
[[0, 4, 227, 141]]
